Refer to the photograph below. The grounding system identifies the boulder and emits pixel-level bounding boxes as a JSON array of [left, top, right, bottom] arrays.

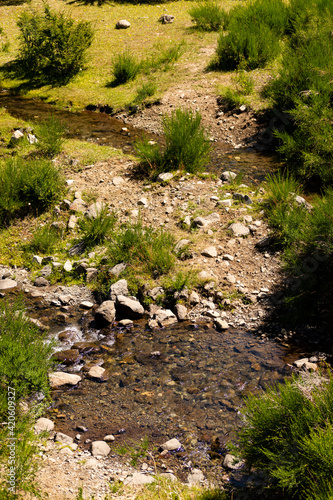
[[55, 432, 73, 445], [159, 14, 175, 24], [153, 309, 178, 327], [221, 171, 237, 182], [0, 279, 17, 290], [124, 473, 155, 486], [33, 277, 49, 287], [116, 295, 144, 319], [91, 441, 110, 457], [187, 468, 205, 485], [109, 279, 128, 301], [35, 418, 54, 433], [215, 318, 229, 331], [223, 454, 245, 470], [49, 372, 81, 388], [157, 172, 173, 182], [174, 304, 187, 321], [95, 301, 116, 326], [229, 222, 250, 237]]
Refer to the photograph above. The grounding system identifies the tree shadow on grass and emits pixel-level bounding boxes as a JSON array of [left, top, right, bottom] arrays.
[[0, 60, 76, 92], [0, 0, 27, 5]]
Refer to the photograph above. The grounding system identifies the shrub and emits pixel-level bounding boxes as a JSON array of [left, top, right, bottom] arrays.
[[112, 51, 140, 85], [189, 1, 228, 32], [216, 20, 280, 70], [35, 115, 66, 158], [16, 4, 94, 85], [239, 371, 333, 498], [0, 157, 65, 225], [78, 205, 117, 247], [135, 108, 211, 176], [108, 221, 176, 277]]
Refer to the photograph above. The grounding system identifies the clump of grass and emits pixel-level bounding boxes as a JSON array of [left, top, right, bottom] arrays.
[[27, 224, 62, 254], [239, 370, 333, 499], [34, 115, 66, 158], [108, 220, 176, 277], [135, 108, 211, 176], [133, 81, 157, 104], [0, 157, 65, 226], [79, 205, 117, 247], [217, 87, 248, 111], [143, 42, 185, 73], [112, 51, 141, 85], [233, 70, 255, 95], [189, 1, 228, 32]]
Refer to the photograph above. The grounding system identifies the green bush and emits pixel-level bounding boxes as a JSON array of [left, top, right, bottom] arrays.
[[0, 157, 65, 225], [189, 1, 228, 32], [135, 108, 211, 176], [112, 51, 141, 85], [133, 81, 157, 104], [216, 20, 280, 70], [108, 221, 176, 277], [16, 4, 94, 85], [78, 205, 117, 247], [35, 115, 66, 158], [239, 371, 333, 498]]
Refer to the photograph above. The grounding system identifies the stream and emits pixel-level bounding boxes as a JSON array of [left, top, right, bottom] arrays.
[[0, 93, 303, 481]]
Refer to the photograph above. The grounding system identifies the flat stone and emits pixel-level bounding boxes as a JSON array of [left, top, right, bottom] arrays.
[[138, 197, 148, 207], [124, 473, 155, 486], [63, 260, 72, 272], [49, 372, 81, 388], [34, 277, 49, 287], [112, 176, 125, 186], [35, 418, 54, 433], [104, 435, 115, 442], [88, 366, 107, 380], [109, 263, 126, 277], [201, 246, 217, 258], [160, 438, 182, 451], [215, 318, 229, 331], [32, 255, 43, 265], [157, 172, 173, 182], [148, 286, 164, 300], [159, 14, 175, 24], [91, 441, 110, 457], [187, 468, 205, 485], [217, 199, 232, 207], [69, 199, 87, 213], [229, 223, 250, 237], [79, 301, 94, 309], [118, 319, 133, 327], [52, 349, 80, 366], [55, 432, 73, 445], [0, 279, 17, 290]]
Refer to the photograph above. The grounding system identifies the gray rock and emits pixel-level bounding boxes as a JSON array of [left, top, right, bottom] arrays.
[[33, 277, 49, 287], [201, 246, 217, 258], [55, 432, 73, 445], [293, 358, 318, 371], [109, 263, 126, 277], [159, 14, 175, 24], [35, 417, 54, 433], [221, 171, 237, 182], [174, 304, 187, 321], [109, 279, 128, 301], [91, 441, 110, 457], [217, 199, 232, 207], [193, 212, 220, 228], [85, 202, 105, 219], [32, 255, 43, 266], [68, 215, 78, 230], [124, 473, 155, 486], [69, 199, 87, 213], [63, 260, 72, 272], [118, 319, 133, 327], [79, 301, 94, 310], [174, 239, 190, 254], [189, 291, 200, 305], [0, 279, 17, 290], [187, 468, 205, 485], [160, 438, 182, 451], [86, 268, 98, 282], [116, 19, 131, 29], [112, 176, 125, 186], [40, 265, 52, 278], [95, 301, 116, 326], [88, 366, 106, 380], [154, 309, 178, 327], [229, 222, 250, 237], [138, 197, 148, 207], [157, 172, 173, 182], [11, 129, 24, 143], [69, 241, 86, 256], [104, 435, 115, 442], [148, 286, 164, 300], [116, 295, 144, 319], [49, 372, 81, 388], [223, 454, 245, 470], [215, 318, 229, 331]]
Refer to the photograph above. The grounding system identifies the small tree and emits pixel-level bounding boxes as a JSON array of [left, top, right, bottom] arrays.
[[16, 4, 94, 85]]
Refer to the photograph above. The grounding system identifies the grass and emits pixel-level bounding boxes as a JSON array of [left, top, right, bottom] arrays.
[[34, 115, 66, 157], [112, 51, 141, 85], [238, 370, 333, 499], [0, 0, 240, 111], [26, 223, 63, 254], [78, 205, 117, 247], [189, 0, 228, 32]]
